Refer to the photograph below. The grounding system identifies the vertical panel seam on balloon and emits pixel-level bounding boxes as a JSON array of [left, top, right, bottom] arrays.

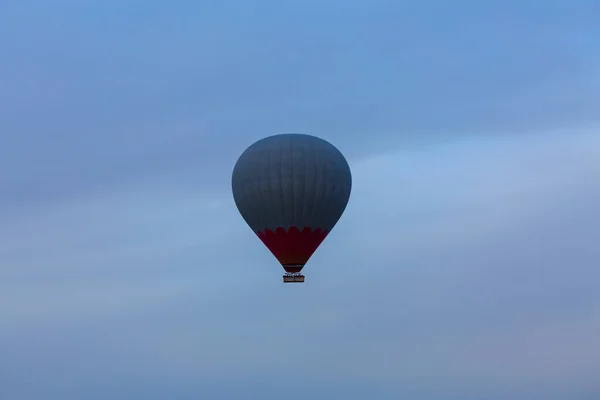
[[301, 140, 309, 228], [279, 138, 286, 231], [291, 136, 296, 228], [268, 146, 280, 230], [257, 148, 272, 233], [320, 147, 331, 231], [308, 142, 319, 231]]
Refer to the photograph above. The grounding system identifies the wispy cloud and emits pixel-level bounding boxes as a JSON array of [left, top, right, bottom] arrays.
[[2, 128, 599, 399], [2, 0, 600, 398]]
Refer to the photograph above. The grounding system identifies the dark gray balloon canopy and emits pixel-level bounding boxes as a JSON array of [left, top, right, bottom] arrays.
[[231, 133, 352, 272]]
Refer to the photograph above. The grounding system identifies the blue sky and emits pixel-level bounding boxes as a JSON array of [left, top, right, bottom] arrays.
[[1, 1, 600, 399]]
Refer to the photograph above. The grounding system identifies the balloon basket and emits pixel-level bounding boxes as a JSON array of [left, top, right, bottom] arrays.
[[283, 274, 305, 283]]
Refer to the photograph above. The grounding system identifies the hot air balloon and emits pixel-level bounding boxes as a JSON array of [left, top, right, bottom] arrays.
[[232, 133, 352, 283]]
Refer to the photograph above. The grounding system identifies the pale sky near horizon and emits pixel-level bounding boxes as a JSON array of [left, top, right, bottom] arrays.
[[1, 1, 600, 399]]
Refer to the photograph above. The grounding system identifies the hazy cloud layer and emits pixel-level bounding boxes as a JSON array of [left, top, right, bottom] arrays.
[[2, 1, 600, 399]]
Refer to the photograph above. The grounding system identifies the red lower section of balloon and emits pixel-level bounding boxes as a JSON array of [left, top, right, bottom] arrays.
[[257, 227, 329, 272]]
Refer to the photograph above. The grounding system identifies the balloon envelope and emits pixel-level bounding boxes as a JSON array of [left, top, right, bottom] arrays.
[[232, 133, 352, 273]]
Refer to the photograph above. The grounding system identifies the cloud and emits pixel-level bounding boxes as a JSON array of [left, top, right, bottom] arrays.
[[1, 128, 599, 399], [2, 0, 600, 398], [2, 0, 600, 207]]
